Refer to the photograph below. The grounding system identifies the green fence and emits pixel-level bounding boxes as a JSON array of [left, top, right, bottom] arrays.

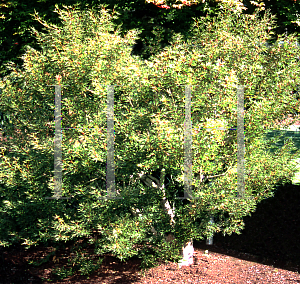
[[262, 125, 300, 185]]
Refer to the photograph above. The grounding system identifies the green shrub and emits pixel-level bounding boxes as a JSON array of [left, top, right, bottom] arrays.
[[0, 2, 299, 275]]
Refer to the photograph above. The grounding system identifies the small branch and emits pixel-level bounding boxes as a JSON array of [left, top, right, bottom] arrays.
[[206, 165, 234, 179], [138, 169, 176, 228], [206, 172, 226, 179], [140, 174, 159, 188], [86, 176, 105, 184]]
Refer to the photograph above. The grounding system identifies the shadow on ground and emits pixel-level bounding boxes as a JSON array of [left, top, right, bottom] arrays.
[[194, 182, 300, 274]]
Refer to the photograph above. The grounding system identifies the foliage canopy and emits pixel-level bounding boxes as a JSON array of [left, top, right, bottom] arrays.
[[0, 2, 300, 273]]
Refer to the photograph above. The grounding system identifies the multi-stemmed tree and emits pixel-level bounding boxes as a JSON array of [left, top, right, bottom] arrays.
[[0, 2, 299, 273]]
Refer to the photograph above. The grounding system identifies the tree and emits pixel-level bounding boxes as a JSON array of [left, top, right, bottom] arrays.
[[1, 0, 299, 79], [1, 0, 299, 131], [0, 2, 300, 275]]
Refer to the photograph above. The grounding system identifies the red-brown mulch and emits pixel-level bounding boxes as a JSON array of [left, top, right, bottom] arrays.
[[1, 240, 300, 284], [1, 182, 300, 283]]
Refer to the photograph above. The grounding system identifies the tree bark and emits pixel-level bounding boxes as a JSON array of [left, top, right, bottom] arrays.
[[131, 168, 194, 268]]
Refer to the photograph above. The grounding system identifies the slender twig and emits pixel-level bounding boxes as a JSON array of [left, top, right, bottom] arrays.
[[206, 165, 234, 179]]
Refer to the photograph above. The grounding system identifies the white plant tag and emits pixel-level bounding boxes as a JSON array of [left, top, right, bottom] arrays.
[[178, 240, 194, 268]]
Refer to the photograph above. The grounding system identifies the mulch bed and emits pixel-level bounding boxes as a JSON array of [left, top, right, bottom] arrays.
[[0, 183, 300, 283], [0, 240, 300, 283]]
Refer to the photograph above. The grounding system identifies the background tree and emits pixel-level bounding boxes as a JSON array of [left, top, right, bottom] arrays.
[[1, 0, 299, 78], [1, 0, 299, 141], [0, 3, 299, 275]]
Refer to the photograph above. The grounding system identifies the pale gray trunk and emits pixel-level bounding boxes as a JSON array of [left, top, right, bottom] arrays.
[[130, 168, 194, 268]]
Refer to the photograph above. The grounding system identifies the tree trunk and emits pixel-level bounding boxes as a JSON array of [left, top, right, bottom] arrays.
[[131, 168, 195, 268]]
